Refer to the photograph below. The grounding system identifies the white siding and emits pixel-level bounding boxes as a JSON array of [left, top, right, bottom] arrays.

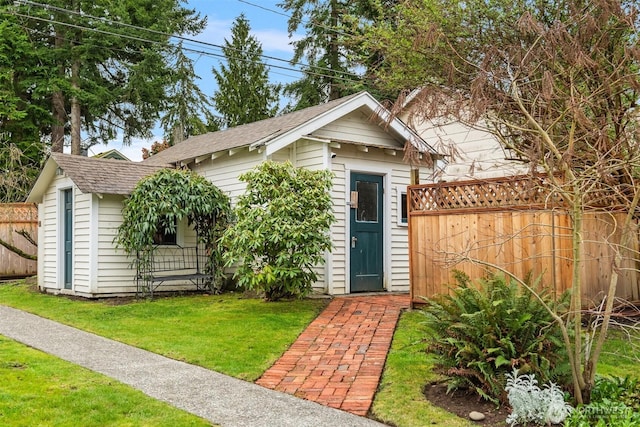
[[329, 164, 348, 294], [328, 143, 433, 294], [71, 189, 92, 294], [313, 110, 400, 148], [192, 149, 265, 203], [292, 140, 328, 291], [39, 175, 67, 292], [293, 139, 325, 170], [94, 195, 137, 294], [38, 175, 92, 295], [270, 146, 291, 163], [406, 117, 528, 181]]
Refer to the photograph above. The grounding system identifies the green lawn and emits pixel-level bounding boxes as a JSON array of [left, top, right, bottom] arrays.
[[0, 282, 326, 381], [371, 308, 640, 427], [371, 310, 472, 426], [0, 335, 212, 426], [2, 281, 636, 427]]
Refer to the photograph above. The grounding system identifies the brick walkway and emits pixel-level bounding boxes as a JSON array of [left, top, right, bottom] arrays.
[[256, 294, 410, 417]]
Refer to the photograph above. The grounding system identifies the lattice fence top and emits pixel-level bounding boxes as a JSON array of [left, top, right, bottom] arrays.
[[0, 203, 38, 223], [409, 175, 560, 213]]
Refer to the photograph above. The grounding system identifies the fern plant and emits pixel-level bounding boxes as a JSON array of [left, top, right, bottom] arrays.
[[422, 271, 570, 404]]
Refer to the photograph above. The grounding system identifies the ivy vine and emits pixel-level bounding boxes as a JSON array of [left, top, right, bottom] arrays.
[[115, 168, 230, 290]]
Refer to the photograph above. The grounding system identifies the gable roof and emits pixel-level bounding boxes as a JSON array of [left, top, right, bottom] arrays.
[[144, 91, 435, 166], [92, 149, 131, 161], [27, 153, 166, 203]]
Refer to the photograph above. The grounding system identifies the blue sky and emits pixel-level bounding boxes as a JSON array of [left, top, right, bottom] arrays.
[[95, 0, 299, 161]]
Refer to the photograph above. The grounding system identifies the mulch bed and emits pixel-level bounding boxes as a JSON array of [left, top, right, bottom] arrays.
[[424, 382, 510, 426]]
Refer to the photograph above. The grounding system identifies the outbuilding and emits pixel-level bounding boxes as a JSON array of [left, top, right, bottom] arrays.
[[28, 91, 438, 297]]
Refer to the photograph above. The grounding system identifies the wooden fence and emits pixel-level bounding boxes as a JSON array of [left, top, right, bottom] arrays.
[[408, 175, 640, 307], [0, 203, 37, 278]]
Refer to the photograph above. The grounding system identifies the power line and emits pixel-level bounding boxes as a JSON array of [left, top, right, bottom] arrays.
[[237, 0, 290, 19], [4, 9, 363, 88], [236, 0, 354, 38], [11, 0, 363, 81]]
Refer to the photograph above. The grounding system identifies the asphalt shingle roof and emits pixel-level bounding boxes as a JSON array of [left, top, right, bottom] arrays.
[[143, 92, 362, 166], [52, 152, 166, 195]]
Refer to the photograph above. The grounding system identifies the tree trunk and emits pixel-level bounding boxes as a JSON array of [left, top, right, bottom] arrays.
[[570, 198, 585, 404], [328, 0, 340, 100], [51, 31, 66, 153], [70, 60, 82, 155]]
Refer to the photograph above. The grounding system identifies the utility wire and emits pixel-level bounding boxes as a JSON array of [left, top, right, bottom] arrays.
[[11, 0, 363, 80], [237, 0, 291, 19], [236, 0, 352, 37], [8, 10, 363, 87]]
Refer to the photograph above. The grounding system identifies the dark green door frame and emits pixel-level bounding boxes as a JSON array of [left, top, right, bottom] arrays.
[[349, 173, 384, 292]]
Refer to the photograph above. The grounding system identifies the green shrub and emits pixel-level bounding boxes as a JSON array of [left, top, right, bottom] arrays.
[[421, 271, 569, 404], [221, 161, 335, 301], [115, 169, 231, 290], [565, 376, 640, 426]]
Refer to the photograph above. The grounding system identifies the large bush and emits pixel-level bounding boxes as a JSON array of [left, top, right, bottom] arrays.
[[222, 161, 335, 301], [115, 169, 230, 289], [422, 271, 570, 404]]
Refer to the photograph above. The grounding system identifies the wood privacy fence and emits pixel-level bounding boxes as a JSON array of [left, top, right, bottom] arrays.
[[0, 203, 37, 278], [408, 175, 640, 307]]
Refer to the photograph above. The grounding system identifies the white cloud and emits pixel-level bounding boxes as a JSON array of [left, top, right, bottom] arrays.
[[253, 29, 297, 54], [196, 18, 297, 55]]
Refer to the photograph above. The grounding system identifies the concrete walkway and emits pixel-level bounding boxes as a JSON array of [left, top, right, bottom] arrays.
[[257, 295, 410, 416], [0, 305, 385, 427]]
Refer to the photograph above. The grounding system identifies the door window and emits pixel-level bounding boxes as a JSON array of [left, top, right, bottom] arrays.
[[356, 181, 378, 223]]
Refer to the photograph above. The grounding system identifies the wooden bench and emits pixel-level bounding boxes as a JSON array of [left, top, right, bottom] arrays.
[[136, 245, 212, 297]]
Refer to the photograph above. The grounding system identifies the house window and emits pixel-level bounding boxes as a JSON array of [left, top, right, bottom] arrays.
[[153, 217, 177, 245], [397, 187, 408, 226]]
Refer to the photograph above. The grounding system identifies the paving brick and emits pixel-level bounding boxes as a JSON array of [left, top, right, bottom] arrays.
[[256, 294, 409, 417]]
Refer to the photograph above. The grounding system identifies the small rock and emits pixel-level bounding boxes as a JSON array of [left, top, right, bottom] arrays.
[[469, 411, 486, 422]]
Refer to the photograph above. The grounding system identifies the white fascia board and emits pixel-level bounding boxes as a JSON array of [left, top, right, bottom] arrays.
[[265, 92, 375, 156], [26, 157, 58, 203], [249, 130, 282, 151], [265, 92, 435, 157]]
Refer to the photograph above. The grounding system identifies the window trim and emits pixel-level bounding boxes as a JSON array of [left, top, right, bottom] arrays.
[[396, 186, 408, 227]]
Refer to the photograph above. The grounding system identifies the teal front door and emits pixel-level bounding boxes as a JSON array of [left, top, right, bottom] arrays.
[[63, 189, 73, 289], [350, 173, 384, 292]]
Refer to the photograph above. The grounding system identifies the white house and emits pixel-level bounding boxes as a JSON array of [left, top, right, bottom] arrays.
[[398, 89, 529, 181], [27, 91, 439, 297]]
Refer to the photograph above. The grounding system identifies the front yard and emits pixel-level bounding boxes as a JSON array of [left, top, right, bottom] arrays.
[[1, 281, 638, 426]]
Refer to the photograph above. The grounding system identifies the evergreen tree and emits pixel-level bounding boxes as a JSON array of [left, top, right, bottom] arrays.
[[0, 18, 50, 200], [0, 0, 205, 154], [160, 42, 214, 144], [278, 0, 379, 108], [212, 14, 280, 128]]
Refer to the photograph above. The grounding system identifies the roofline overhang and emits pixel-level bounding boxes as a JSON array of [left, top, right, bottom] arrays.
[[263, 92, 437, 157], [26, 156, 58, 204]]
